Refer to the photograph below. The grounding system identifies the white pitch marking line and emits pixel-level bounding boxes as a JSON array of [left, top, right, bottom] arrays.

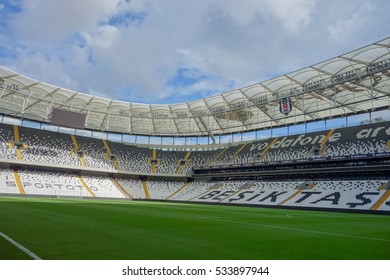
[[202, 217, 390, 242], [0, 231, 42, 260]]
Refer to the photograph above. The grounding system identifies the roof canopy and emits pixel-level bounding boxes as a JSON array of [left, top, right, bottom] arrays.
[[1, 37, 390, 137]]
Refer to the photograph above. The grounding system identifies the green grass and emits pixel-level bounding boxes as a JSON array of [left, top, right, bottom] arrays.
[[0, 196, 389, 260]]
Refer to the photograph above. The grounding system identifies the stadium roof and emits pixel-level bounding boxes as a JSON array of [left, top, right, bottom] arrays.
[[1, 37, 390, 138]]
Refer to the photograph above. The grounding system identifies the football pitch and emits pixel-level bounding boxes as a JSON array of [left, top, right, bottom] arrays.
[[0, 196, 389, 260]]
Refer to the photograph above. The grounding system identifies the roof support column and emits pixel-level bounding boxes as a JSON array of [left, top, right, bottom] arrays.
[[197, 116, 216, 144], [0, 86, 6, 100]]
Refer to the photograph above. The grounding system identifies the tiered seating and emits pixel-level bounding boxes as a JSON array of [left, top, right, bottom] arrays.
[[217, 134, 317, 165], [155, 150, 186, 174], [264, 147, 310, 162], [0, 168, 129, 199], [254, 180, 299, 191], [0, 124, 17, 160], [180, 149, 220, 173], [2, 121, 390, 173], [377, 193, 390, 211], [2, 164, 390, 212], [146, 180, 183, 200], [169, 181, 211, 201], [283, 180, 387, 210], [206, 122, 390, 166], [0, 169, 18, 194], [17, 170, 90, 197], [313, 180, 381, 191], [19, 127, 81, 166], [76, 137, 115, 170], [212, 145, 243, 165], [1, 120, 390, 212], [169, 179, 389, 211], [116, 178, 146, 199], [111, 143, 151, 173], [81, 175, 125, 198], [189, 180, 298, 206], [325, 140, 385, 157]]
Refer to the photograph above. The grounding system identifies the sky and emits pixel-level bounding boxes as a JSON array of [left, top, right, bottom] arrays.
[[0, 0, 389, 105]]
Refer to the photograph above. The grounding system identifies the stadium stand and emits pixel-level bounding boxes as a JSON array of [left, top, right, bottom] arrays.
[[75, 136, 116, 170], [204, 121, 390, 166], [0, 124, 18, 160], [17, 170, 90, 197], [3, 120, 388, 173], [0, 120, 390, 213], [111, 142, 152, 174], [2, 161, 389, 212], [179, 149, 221, 173], [0, 168, 127, 199], [116, 178, 147, 199], [18, 126, 81, 167], [1, 38, 390, 213], [0, 168, 18, 194], [153, 150, 185, 174], [146, 180, 184, 200], [282, 179, 388, 211], [167, 178, 390, 211], [81, 175, 125, 198], [168, 181, 210, 201]]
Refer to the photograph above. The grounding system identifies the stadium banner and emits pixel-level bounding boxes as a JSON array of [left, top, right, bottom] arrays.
[[279, 97, 292, 115], [0, 260, 388, 280]]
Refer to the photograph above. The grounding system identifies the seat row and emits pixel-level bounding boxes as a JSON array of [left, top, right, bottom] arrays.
[[1, 168, 389, 212], [1, 121, 390, 174]]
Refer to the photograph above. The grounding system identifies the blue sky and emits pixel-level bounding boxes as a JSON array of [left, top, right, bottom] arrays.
[[0, 0, 389, 104]]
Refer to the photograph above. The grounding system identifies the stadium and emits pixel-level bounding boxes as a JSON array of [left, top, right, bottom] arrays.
[[1, 37, 390, 260]]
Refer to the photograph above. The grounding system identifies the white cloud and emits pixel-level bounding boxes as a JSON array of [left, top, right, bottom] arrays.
[[1, 0, 389, 105], [12, 0, 120, 40], [8, 48, 75, 89], [264, 0, 316, 32], [327, 1, 375, 41], [211, 0, 315, 32]]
